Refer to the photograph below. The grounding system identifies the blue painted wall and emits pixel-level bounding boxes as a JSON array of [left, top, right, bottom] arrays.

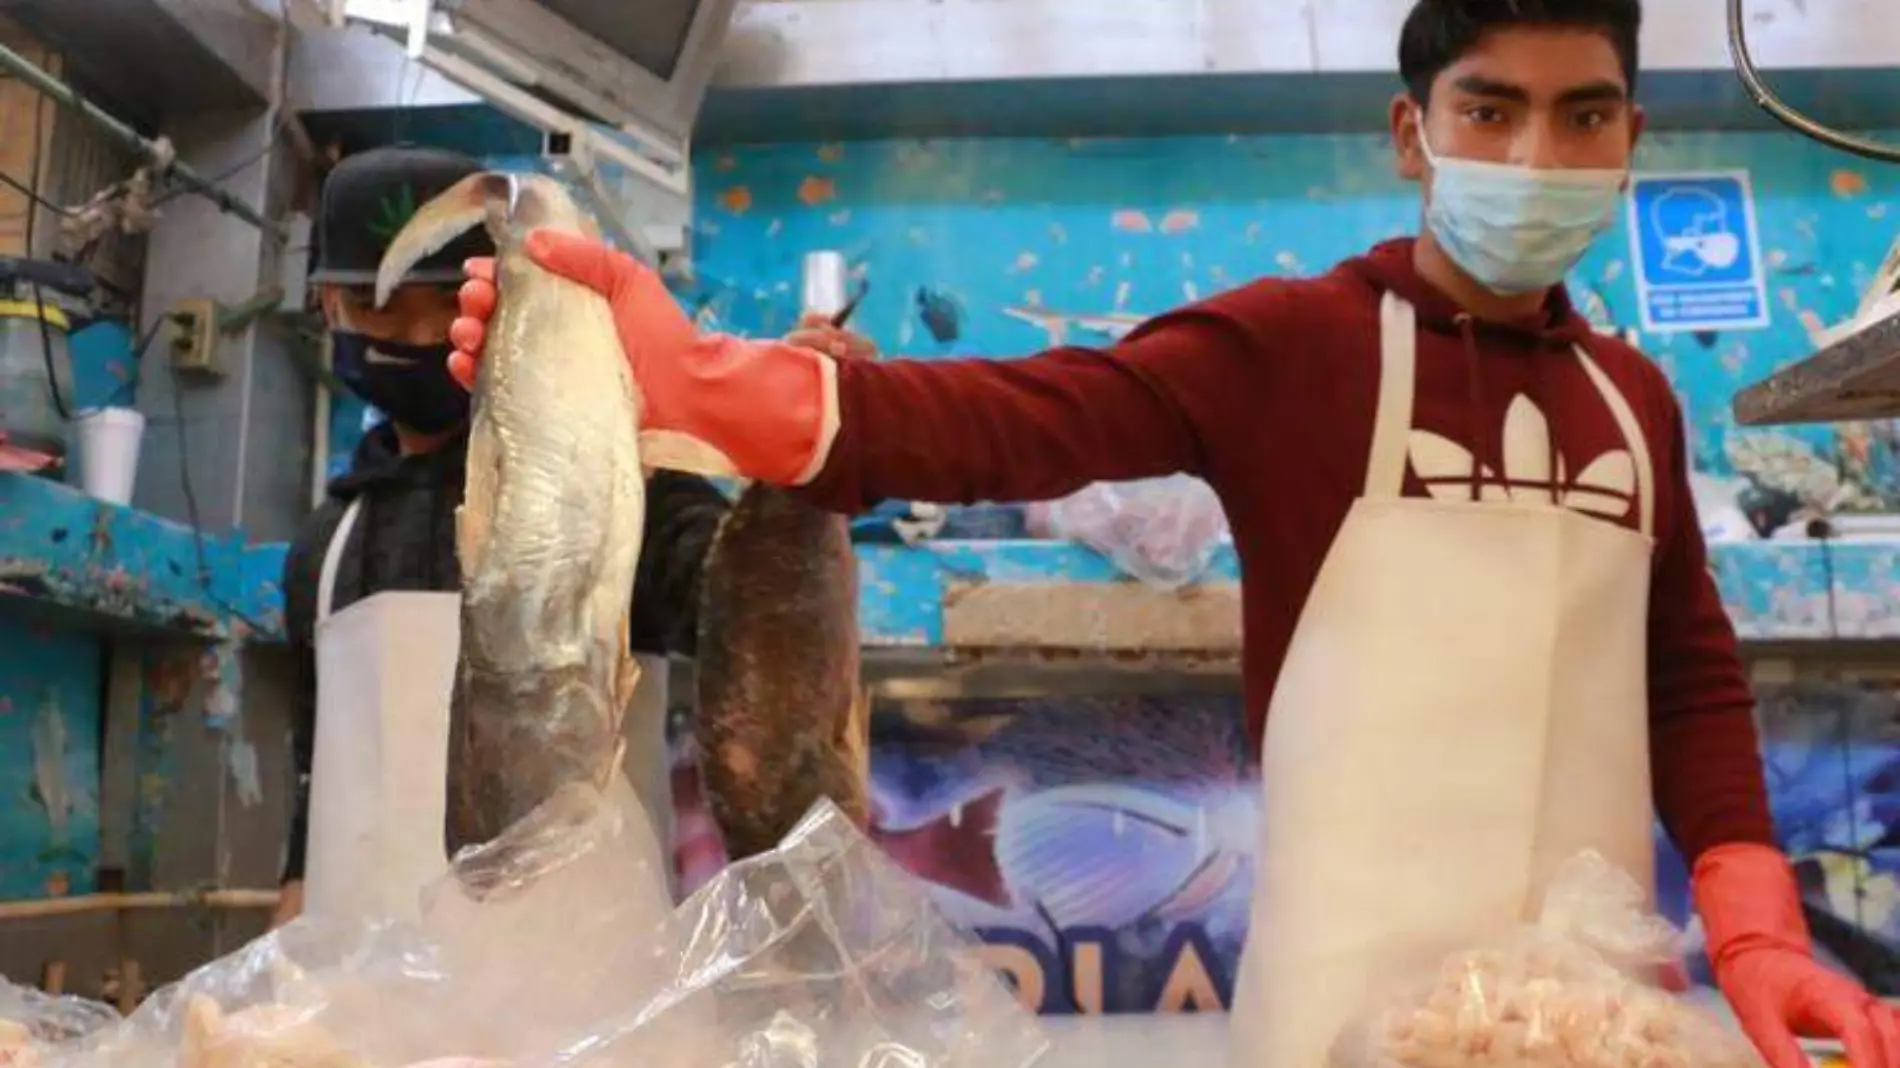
[[680, 132, 1897, 503], [0, 623, 100, 900], [0, 319, 137, 901], [0, 318, 251, 903]]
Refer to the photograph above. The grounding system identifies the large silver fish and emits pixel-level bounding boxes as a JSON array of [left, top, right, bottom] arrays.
[[375, 173, 645, 857], [695, 484, 867, 859]]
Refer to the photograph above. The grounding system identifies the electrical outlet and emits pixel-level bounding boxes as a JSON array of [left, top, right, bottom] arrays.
[[167, 298, 222, 376]]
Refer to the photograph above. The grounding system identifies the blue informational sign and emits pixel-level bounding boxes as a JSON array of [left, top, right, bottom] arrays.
[[1627, 171, 1771, 334]]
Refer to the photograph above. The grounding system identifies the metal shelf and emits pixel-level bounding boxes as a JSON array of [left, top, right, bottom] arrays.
[[1734, 306, 1900, 425], [0, 473, 282, 640]]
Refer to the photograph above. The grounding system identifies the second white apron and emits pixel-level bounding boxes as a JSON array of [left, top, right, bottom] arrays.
[[303, 499, 684, 921], [304, 497, 459, 923]]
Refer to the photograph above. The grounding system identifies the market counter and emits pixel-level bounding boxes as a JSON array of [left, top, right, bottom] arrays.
[[8, 466, 1900, 650]]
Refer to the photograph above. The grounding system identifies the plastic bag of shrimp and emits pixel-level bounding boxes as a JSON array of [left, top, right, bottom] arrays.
[[1327, 852, 1763, 1068], [43, 783, 1042, 1068]]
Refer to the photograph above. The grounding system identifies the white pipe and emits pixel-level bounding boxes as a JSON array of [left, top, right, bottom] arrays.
[[0, 42, 283, 236], [0, 889, 279, 922], [419, 47, 687, 197]]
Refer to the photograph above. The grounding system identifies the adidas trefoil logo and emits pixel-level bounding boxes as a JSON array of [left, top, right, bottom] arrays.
[[1408, 394, 1636, 520]]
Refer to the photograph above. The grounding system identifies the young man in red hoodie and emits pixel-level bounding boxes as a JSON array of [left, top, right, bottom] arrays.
[[447, 1, 1898, 1064]]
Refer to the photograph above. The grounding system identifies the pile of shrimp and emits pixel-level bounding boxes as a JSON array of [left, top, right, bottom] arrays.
[[1342, 941, 1760, 1068], [1330, 853, 1764, 1068]]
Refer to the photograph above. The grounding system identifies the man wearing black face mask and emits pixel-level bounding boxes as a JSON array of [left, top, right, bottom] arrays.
[[273, 146, 729, 927]]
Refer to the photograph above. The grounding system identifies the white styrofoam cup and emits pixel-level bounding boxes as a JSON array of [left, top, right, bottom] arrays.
[[802, 250, 848, 319], [70, 406, 145, 506]]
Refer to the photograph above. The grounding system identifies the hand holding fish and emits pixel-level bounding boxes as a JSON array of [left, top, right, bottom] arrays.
[[449, 232, 848, 485], [784, 310, 880, 362]]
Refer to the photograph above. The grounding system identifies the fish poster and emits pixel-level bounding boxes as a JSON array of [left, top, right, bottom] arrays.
[[668, 680, 1900, 1015]]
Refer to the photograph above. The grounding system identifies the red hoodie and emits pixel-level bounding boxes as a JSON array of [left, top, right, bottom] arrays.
[[801, 237, 1773, 863]]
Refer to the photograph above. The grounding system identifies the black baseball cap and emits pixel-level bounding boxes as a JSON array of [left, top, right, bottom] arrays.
[[309, 145, 496, 288]]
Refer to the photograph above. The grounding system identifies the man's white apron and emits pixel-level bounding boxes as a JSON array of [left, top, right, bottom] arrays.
[[1225, 293, 1659, 1068], [303, 497, 677, 921]]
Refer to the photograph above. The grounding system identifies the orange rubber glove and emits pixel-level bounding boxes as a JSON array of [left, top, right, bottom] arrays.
[[448, 231, 841, 485], [1694, 842, 1900, 1068]]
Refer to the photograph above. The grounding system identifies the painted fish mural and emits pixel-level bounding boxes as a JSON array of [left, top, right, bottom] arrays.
[[664, 682, 1900, 1015]]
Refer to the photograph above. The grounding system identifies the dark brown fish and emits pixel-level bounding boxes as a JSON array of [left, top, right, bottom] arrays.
[[694, 485, 866, 859]]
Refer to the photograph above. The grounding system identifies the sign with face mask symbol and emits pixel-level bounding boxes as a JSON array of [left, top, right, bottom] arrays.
[[1628, 171, 1771, 334]]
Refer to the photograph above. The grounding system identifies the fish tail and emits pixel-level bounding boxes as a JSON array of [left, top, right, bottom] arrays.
[[444, 660, 620, 856], [375, 171, 513, 308], [697, 721, 800, 860], [695, 729, 769, 859], [701, 735, 870, 860]]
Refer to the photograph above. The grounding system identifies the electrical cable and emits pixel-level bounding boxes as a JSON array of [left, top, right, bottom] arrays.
[[166, 352, 276, 638], [148, 119, 284, 211], [1726, 0, 1900, 164], [100, 313, 167, 410], [0, 168, 67, 220]]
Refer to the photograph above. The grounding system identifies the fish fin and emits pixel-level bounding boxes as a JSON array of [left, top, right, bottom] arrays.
[[610, 616, 640, 785], [606, 735, 628, 792], [459, 420, 501, 575], [839, 685, 872, 787], [375, 171, 511, 308], [614, 613, 637, 714], [835, 684, 874, 827], [639, 429, 741, 478]]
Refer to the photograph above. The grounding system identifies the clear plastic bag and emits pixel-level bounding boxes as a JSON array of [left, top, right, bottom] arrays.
[[1327, 852, 1762, 1068], [43, 783, 1042, 1068], [658, 794, 1047, 1068], [0, 980, 118, 1066], [1026, 475, 1229, 590]]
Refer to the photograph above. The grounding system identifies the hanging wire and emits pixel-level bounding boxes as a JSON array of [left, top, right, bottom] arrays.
[[22, 76, 72, 422], [0, 168, 66, 221], [1726, 0, 1900, 164]]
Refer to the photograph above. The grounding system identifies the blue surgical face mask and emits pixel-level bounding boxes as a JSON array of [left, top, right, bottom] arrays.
[[331, 333, 468, 435], [1420, 128, 1627, 296]]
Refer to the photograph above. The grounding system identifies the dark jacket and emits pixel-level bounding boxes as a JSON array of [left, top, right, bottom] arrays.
[[279, 422, 728, 882]]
